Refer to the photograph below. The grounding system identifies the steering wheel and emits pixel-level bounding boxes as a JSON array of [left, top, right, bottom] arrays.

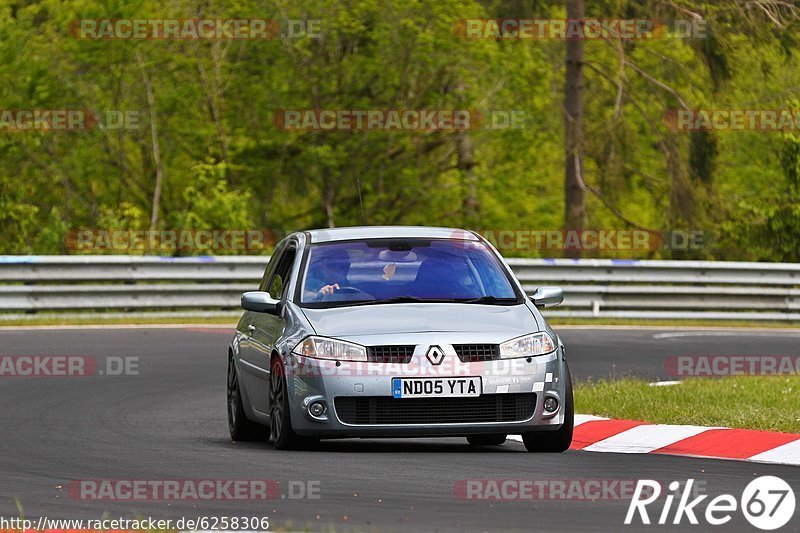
[[333, 286, 373, 298]]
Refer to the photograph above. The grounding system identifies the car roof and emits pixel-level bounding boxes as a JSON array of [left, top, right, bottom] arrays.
[[304, 226, 479, 244]]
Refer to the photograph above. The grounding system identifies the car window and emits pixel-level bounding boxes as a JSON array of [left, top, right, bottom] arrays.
[[299, 238, 518, 307], [258, 242, 286, 292], [267, 246, 297, 300]]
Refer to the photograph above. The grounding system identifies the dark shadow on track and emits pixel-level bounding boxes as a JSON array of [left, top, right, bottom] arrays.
[[213, 436, 529, 453]]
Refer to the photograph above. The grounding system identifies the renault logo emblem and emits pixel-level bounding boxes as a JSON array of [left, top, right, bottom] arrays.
[[426, 345, 445, 365]]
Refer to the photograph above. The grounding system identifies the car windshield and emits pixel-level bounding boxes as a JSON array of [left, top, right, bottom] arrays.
[[299, 238, 519, 307]]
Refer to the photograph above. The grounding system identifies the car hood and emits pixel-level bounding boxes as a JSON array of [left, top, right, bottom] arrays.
[[300, 302, 539, 338]]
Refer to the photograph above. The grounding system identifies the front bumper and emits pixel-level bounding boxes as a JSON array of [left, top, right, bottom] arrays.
[[282, 345, 568, 438]]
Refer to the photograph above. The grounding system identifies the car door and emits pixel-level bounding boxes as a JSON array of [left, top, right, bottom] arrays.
[[238, 241, 285, 415], [240, 241, 298, 415]]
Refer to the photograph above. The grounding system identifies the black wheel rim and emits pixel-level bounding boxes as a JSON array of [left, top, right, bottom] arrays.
[[270, 362, 284, 443], [227, 360, 237, 433]]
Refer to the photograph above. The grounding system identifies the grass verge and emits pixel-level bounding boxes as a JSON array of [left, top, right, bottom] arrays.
[[549, 317, 800, 328], [575, 376, 800, 433], [0, 316, 237, 327]]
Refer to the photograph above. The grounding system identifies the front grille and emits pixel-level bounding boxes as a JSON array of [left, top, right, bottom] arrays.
[[367, 345, 415, 364], [453, 344, 500, 362], [334, 393, 536, 425]]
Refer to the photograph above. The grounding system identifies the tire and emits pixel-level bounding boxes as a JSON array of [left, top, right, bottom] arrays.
[[466, 434, 507, 446], [227, 356, 265, 441], [269, 357, 315, 450], [521, 362, 574, 453]]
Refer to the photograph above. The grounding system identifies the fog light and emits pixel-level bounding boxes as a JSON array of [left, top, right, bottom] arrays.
[[543, 397, 559, 413], [309, 402, 326, 417]]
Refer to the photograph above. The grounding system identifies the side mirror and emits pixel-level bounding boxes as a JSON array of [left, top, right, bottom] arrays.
[[530, 286, 564, 308], [241, 291, 281, 315]]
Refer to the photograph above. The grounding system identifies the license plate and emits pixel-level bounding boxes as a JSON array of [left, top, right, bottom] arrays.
[[392, 377, 481, 398]]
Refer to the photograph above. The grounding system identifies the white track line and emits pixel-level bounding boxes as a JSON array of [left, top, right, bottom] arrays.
[[574, 414, 609, 426], [748, 439, 800, 466], [507, 414, 607, 442], [554, 325, 800, 333], [582, 424, 718, 454], [653, 331, 800, 339], [648, 380, 682, 387]]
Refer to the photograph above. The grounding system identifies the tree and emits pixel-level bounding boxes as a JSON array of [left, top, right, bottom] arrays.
[[563, 0, 587, 257]]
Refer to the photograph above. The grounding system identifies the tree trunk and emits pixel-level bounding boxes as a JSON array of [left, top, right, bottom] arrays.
[[454, 80, 478, 227], [196, 42, 231, 180], [136, 51, 166, 235], [457, 129, 478, 226], [322, 174, 336, 228], [564, 0, 586, 258]]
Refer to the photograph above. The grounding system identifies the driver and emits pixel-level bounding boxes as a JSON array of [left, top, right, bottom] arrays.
[[304, 252, 351, 301]]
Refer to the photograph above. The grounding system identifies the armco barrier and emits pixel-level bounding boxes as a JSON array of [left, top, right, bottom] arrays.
[[0, 256, 798, 321]]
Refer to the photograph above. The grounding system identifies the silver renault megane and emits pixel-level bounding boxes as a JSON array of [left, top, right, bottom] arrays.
[[227, 226, 572, 452]]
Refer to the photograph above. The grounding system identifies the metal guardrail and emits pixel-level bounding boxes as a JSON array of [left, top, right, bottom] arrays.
[[1, 256, 799, 321]]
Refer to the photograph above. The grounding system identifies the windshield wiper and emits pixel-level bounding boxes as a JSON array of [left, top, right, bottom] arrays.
[[455, 296, 519, 304], [348, 296, 430, 306], [331, 295, 518, 307]]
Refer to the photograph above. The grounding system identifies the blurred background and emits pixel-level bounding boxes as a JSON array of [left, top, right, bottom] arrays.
[[1, 0, 799, 260]]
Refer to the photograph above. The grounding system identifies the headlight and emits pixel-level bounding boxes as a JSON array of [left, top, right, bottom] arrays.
[[499, 332, 556, 359], [293, 336, 368, 362]]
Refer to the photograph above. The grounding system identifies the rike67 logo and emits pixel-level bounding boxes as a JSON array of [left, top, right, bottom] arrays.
[[626, 476, 795, 530]]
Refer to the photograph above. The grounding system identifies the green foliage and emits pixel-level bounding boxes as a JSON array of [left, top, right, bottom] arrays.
[[33, 207, 70, 254], [0, 175, 39, 254], [576, 376, 800, 433], [172, 160, 254, 231], [0, 0, 799, 260], [97, 202, 148, 230], [719, 99, 800, 261]]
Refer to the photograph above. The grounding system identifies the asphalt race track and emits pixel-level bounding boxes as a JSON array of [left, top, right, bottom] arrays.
[[0, 326, 798, 532]]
